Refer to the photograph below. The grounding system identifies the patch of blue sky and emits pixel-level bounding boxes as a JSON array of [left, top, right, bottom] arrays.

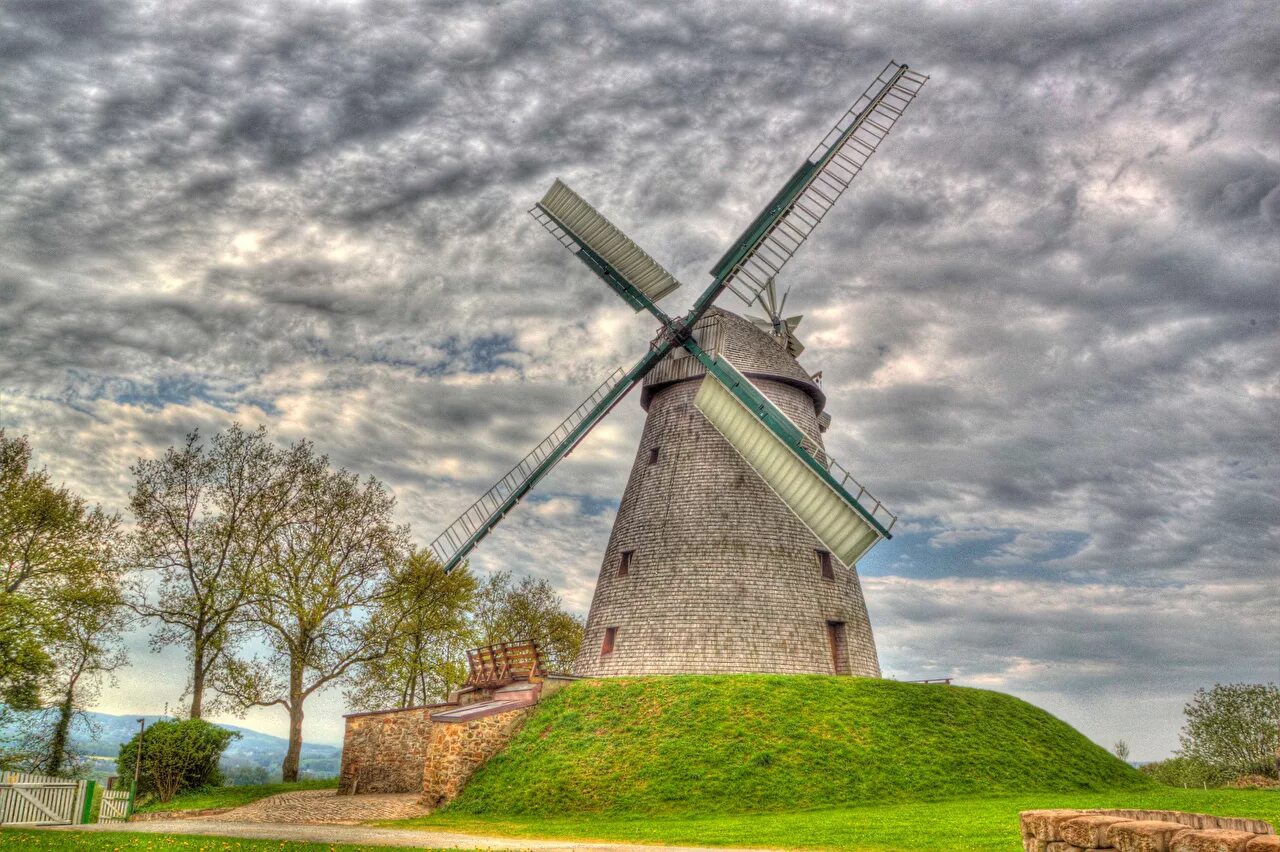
[[420, 333, 519, 377], [60, 370, 280, 415], [857, 519, 1088, 580], [526, 492, 618, 517]]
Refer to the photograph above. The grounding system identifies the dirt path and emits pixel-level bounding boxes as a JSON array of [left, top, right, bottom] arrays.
[[64, 817, 775, 851]]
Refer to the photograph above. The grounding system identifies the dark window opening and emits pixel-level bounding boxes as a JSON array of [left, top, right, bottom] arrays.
[[601, 626, 618, 655], [619, 549, 634, 577], [827, 621, 849, 675], [648, 446, 660, 465], [817, 549, 834, 580]]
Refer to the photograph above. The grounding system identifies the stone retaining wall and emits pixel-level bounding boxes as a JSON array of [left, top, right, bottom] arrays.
[[420, 706, 532, 808], [1022, 809, 1278, 852], [338, 704, 444, 794]]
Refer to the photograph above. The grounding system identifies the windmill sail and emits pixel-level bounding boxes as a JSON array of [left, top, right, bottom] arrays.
[[534, 179, 682, 314], [710, 61, 929, 306], [693, 356, 896, 565], [428, 365, 635, 572]]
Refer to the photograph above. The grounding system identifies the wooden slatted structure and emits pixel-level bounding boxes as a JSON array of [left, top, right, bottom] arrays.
[[0, 773, 89, 826], [464, 641, 542, 689]]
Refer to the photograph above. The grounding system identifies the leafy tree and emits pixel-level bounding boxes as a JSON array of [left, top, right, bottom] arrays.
[[212, 442, 408, 781], [1113, 740, 1130, 762], [38, 576, 129, 776], [117, 719, 239, 802], [1180, 683, 1280, 780], [1, 430, 126, 774], [1, 431, 118, 599], [473, 571, 583, 673], [127, 425, 308, 718], [0, 592, 54, 711], [346, 550, 477, 711]]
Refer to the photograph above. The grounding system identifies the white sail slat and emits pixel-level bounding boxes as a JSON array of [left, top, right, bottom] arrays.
[[693, 370, 888, 566], [539, 180, 682, 306]]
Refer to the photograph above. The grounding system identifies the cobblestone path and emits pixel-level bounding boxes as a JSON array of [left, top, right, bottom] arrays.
[[193, 788, 430, 824]]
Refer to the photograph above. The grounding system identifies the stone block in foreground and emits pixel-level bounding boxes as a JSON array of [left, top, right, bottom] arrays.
[[1020, 810, 1275, 852]]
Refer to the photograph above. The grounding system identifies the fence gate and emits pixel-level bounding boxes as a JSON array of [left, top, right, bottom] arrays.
[[97, 788, 131, 823], [0, 772, 90, 826]]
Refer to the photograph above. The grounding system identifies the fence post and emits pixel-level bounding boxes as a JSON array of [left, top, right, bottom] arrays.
[[78, 780, 95, 825]]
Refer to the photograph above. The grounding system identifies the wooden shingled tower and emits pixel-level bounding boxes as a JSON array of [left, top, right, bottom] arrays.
[[427, 61, 929, 677]]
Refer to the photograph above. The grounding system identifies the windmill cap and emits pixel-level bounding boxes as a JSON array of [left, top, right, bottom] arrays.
[[641, 307, 826, 413]]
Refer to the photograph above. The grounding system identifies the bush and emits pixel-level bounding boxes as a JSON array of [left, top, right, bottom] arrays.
[[117, 719, 239, 802], [1140, 755, 1225, 788]]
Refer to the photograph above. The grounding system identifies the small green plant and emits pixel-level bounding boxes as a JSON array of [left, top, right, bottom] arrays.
[[116, 719, 239, 802]]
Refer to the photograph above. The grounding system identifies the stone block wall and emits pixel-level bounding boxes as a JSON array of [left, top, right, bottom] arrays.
[[1021, 809, 1277, 852], [338, 705, 443, 794], [420, 706, 533, 808]]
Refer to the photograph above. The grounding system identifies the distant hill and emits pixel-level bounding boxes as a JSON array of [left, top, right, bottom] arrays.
[[1, 709, 341, 780], [448, 675, 1150, 817]]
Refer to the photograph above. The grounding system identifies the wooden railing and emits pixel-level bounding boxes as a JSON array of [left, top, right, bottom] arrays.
[[465, 641, 542, 688]]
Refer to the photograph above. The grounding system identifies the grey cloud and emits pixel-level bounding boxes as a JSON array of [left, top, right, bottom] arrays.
[[2, 0, 1277, 754]]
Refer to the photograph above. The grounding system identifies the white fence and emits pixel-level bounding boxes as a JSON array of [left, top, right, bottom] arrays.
[[0, 772, 90, 826], [98, 788, 131, 823]]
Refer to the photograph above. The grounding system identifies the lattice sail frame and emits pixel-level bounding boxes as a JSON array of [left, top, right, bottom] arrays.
[[710, 61, 928, 306]]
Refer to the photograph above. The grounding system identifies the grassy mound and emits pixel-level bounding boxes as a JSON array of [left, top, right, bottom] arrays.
[[448, 675, 1148, 817]]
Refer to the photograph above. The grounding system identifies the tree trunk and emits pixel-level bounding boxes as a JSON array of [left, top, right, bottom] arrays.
[[281, 663, 305, 782], [47, 682, 76, 776], [189, 641, 205, 719]]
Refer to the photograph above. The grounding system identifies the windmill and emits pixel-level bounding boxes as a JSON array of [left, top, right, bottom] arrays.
[[428, 61, 928, 676]]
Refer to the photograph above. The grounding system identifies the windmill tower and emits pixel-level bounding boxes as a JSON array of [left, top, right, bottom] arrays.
[[427, 62, 929, 677]]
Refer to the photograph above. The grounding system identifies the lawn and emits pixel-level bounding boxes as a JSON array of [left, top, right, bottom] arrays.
[[448, 675, 1147, 817], [132, 778, 338, 813], [390, 788, 1280, 851], [0, 830, 463, 851]]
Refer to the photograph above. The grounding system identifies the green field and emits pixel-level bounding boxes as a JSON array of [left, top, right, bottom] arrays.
[[24, 676, 1277, 851], [446, 675, 1148, 816], [132, 778, 338, 813], [400, 789, 1280, 850]]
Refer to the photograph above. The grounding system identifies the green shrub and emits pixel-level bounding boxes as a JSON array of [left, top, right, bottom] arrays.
[[116, 719, 239, 802], [1140, 755, 1225, 788]]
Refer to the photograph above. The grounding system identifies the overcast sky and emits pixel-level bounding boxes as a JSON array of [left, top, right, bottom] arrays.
[[2, 0, 1277, 760]]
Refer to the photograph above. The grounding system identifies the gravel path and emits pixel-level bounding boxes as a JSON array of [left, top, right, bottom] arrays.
[[187, 788, 432, 824], [62, 817, 774, 851]]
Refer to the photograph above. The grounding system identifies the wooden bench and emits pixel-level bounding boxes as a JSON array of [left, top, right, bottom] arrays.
[[464, 641, 542, 689]]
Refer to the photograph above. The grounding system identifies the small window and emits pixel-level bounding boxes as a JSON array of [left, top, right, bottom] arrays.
[[817, 549, 834, 580], [601, 626, 618, 655], [619, 549, 634, 576], [827, 621, 849, 675], [648, 446, 660, 465]]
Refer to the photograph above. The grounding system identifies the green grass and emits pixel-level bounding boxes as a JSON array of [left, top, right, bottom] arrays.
[[395, 788, 1280, 851], [0, 829, 465, 851], [446, 675, 1148, 817], [133, 778, 338, 813]]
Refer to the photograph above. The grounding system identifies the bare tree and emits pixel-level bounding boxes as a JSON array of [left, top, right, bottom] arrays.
[[127, 425, 306, 718], [212, 443, 407, 781]]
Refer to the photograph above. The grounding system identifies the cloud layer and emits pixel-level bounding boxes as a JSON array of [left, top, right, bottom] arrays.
[[2, 0, 1277, 758]]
